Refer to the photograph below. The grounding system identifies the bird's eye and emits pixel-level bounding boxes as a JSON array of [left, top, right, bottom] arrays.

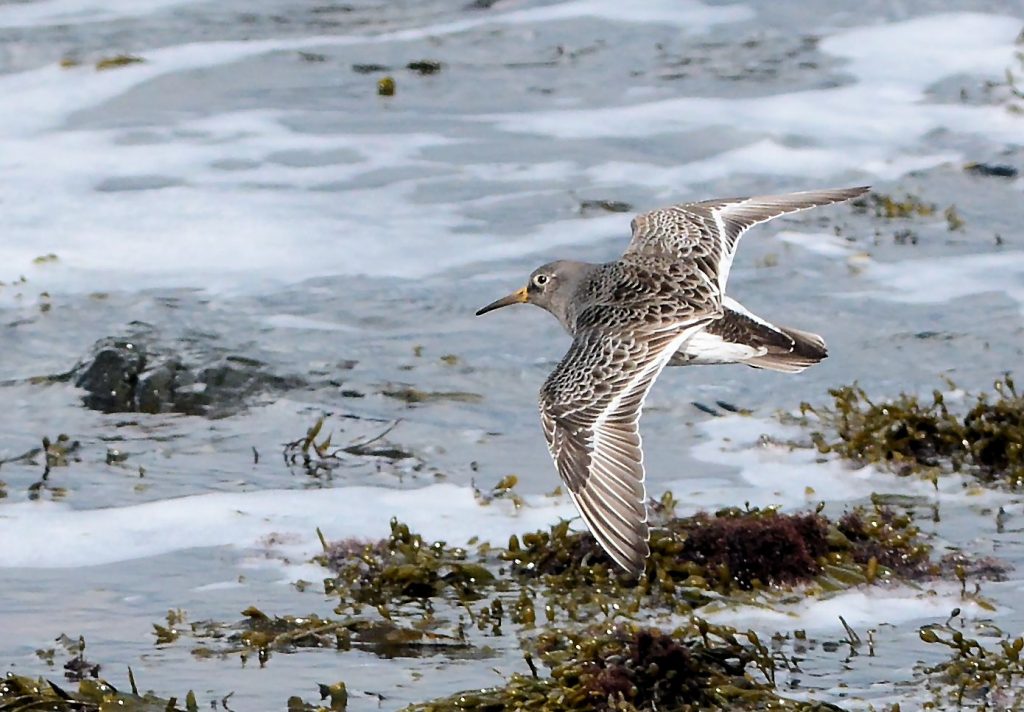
[[532, 274, 549, 287]]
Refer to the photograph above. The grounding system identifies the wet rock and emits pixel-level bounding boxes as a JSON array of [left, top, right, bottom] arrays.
[[75, 339, 146, 412], [964, 162, 1018, 178], [406, 60, 442, 75], [73, 336, 305, 417], [352, 63, 390, 73]]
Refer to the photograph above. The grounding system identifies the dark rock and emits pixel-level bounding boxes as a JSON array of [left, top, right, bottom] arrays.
[[352, 63, 390, 74], [73, 335, 306, 417], [75, 339, 146, 412], [964, 162, 1018, 178], [406, 60, 442, 75]]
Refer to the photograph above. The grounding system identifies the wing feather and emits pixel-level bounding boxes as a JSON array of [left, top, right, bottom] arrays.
[[626, 186, 869, 292], [539, 322, 707, 576]]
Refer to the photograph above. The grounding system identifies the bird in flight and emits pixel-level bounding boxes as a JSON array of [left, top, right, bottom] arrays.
[[476, 186, 869, 576]]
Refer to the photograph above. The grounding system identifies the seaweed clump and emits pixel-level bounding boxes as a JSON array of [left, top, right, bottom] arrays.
[[319, 518, 494, 609], [503, 502, 939, 610], [836, 508, 934, 579], [674, 509, 829, 590], [919, 621, 1024, 709], [804, 378, 1024, 487], [180, 605, 465, 663], [404, 622, 842, 712], [0, 672, 194, 711], [852, 192, 935, 219]]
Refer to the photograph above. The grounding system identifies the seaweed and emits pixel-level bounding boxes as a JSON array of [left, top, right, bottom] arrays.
[[404, 621, 845, 711], [288, 682, 349, 711], [319, 518, 494, 610], [502, 503, 939, 602], [803, 378, 1024, 487], [0, 673, 194, 711], [282, 416, 409, 477], [1, 637, 195, 711], [95, 55, 145, 71], [128, 498, 983, 708], [836, 508, 934, 579], [578, 198, 633, 214], [944, 205, 965, 231], [852, 193, 936, 219], [919, 618, 1024, 709], [179, 605, 468, 663], [998, 36, 1024, 114], [380, 386, 482, 404]]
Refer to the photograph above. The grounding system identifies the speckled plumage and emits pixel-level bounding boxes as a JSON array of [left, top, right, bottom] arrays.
[[477, 187, 869, 576]]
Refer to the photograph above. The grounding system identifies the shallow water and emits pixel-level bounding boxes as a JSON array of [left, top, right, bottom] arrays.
[[2, 0, 1024, 708]]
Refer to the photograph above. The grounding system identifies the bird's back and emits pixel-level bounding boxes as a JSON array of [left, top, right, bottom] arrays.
[[564, 256, 719, 337]]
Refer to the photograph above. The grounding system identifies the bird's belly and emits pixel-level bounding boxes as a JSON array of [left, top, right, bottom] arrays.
[[670, 330, 766, 366]]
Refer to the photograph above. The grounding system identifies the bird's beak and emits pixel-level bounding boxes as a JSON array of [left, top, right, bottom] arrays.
[[475, 287, 529, 316]]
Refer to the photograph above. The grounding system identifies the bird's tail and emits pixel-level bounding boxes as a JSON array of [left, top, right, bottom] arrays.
[[746, 325, 827, 373]]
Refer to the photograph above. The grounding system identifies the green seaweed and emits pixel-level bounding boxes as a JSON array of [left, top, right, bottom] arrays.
[[501, 502, 943, 607], [852, 192, 936, 219], [803, 378, 1024, 487], [381, 386, 482, 404], [79, 496, 991, 709], [173, 604, 471, 665], [944, 205, 965, 231], [283, 417, 410, 477], [0, 673, 191, 711], [919, 619, 1024, 709], [95, 54, 145, 70], [292, 682, 349, 711], [319, 519, 494, 610], [404, 621, 845, 711], [1, 638, 194, 711]]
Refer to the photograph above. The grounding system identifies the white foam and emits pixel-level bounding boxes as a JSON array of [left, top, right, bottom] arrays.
[[820, 12, 1022, 88], [0, 483, 575, 569], [490, 0, 753, 28], [487, 13, 1022, 140], [586, 140, 959, 195], [263, 314, 363, 332], [673, 415, 1008, 513], [776, 230, 856, 257], [0, 0, 202, 28], [0, 11, 1019, 296], [704, 584, 999, 631], [853, 251, 1024, 314]]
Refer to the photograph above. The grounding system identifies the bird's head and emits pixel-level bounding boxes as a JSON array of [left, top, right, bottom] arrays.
[[475, 261, 589, 324]]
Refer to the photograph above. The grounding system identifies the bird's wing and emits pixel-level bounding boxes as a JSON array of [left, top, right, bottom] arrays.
[[625, 186, 869, 293], [538, 318, 710, 576]]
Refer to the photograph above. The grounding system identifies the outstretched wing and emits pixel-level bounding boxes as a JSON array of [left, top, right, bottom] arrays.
[[538, 319, 709, 576], [625, 186, 869, 292]]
